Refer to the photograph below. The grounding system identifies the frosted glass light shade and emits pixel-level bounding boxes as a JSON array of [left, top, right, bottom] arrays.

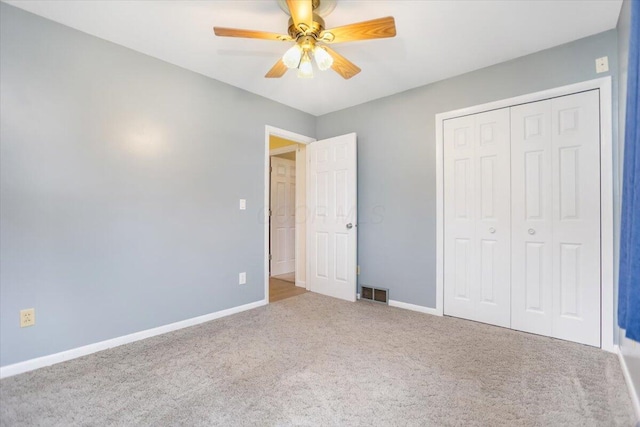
[[282, 45, 302, 69], [297, 53, 314, 78], [314, 47, 333, 71]]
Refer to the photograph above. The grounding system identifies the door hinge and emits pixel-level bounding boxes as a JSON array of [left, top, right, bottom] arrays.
[[268, 209, 272, 216], [268, 254, 272, 261]]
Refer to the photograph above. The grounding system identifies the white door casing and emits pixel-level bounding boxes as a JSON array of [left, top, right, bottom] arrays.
[[295, 144, 307, 288], [443, 108, 511, 327], [307, 133, 357, 302], [270, 156, 296, 276], [511, 90, 601, 347]]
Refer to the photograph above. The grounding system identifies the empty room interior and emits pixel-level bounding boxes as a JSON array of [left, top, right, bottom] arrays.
[[1, 0, 640, 425]]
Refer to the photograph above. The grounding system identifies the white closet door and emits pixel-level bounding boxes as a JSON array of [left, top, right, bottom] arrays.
[[511, 90, 601, 347], [550, 90, 601, 346], [474, 109, 512, 327], [444, 108, 511, 327], [511, 100, 554, 337], [444, 115, 475, 320]]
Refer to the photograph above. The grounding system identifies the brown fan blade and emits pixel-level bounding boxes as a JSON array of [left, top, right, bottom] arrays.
[[286, 0, 313, 30], [319, 17, 396, 44], [213, 27, 292, 42], [265, 59, 288, 78], [322, 46, 361, 79]]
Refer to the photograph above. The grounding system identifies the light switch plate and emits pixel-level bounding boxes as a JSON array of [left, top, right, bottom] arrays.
[[595, 56, 609, 73], [239, 199, 246, 210], [239, 272, 246, 285]]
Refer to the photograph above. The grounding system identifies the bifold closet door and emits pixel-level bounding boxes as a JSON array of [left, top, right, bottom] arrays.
[[443, 108, 511, 327], [511, 90, 601, 347]]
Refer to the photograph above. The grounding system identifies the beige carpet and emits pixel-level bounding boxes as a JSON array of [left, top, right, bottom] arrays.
[[0, 293, 636, 426]]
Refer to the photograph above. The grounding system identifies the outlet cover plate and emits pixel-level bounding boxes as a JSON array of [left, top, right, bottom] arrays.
[[20, 308, 35, 327], [239, 272, 246, 285]]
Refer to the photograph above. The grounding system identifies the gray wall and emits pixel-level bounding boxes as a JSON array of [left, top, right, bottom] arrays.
[[316, 30, 619, 309], [0, 3, 315, 366], [616, 0, 640, 412]]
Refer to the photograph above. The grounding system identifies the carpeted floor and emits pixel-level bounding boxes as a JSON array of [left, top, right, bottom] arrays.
[[0, 293, 636, 426]]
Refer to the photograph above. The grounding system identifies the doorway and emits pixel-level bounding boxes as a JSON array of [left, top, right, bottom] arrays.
[[264, 126, 359, 304], [264, 126, 314, 303]]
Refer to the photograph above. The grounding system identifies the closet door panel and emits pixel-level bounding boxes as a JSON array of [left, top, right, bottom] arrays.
[[444, 109, 510, 326], [444, 115, 477, 321], [511, 100, 554, 337], [474, 109, 511, 327], [551, 90, 601, 347]]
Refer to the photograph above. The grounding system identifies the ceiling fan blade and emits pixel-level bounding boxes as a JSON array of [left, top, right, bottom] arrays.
[[286, 0, 313, 29], [322, 46, 361, 79], [214, 27, 292, 42], [265, 59, 288, 78], [319, 17, 396, 44]]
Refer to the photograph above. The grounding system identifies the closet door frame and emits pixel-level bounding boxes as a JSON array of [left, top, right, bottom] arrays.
[[435, 76, 614, 352]]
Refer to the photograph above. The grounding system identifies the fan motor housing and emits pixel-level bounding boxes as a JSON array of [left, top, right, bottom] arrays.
[[288, 14, 325, 40]]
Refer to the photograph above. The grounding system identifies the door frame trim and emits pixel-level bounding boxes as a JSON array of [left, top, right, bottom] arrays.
[[264, 126, 315, 303], [434, 76, 614, 352]]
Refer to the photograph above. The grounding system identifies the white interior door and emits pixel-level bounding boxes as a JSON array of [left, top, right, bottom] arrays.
[[511, 90, 601, 347], [443, 108, 511, 327], [307, 133, 357, 302], [270, 156, 296, 276]]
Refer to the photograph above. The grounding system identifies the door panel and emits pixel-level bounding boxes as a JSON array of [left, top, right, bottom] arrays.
[[307, 133, 357, 302], [474, 109, 511, 327], [445, 115, 476, 319], [270, 156, 296, 276], [511, 100, 554, 337], [511, 90, 600, 346], [444, 108, 511, 327], [550, 90, 600, 347]]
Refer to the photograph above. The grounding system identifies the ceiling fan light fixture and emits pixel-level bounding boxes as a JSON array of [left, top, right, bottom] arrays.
[[297, 52, 314, 78], [313, 46, 333, 71], [282, 44, 302, 69]]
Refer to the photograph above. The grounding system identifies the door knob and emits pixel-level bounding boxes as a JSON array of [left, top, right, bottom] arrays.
[[489, 227, 496, 234], [528, 228, 536, 235], [346, 223, 353, 229]]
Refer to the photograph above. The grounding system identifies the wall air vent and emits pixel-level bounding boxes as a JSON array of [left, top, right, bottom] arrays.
[[360, 285, 388, 304]]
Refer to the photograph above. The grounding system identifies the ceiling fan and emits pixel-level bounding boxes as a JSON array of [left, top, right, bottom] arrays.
[[213, 0, 396, 79]]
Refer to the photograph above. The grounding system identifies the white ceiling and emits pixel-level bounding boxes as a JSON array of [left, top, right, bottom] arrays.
[[5, 0, 622, 116]]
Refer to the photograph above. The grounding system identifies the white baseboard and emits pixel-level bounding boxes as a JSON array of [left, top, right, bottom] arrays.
[[0, 299, 267, 379], [295, 280, 306, 288], [615, 345, 640, 422], [388, 299, 441, 316]]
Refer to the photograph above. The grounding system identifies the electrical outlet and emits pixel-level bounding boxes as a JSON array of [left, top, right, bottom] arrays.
[[239, 272, 246, 285], [595, 56, 609, 73], [20, 308, 35, 327], [239, 199, 246, 210]]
